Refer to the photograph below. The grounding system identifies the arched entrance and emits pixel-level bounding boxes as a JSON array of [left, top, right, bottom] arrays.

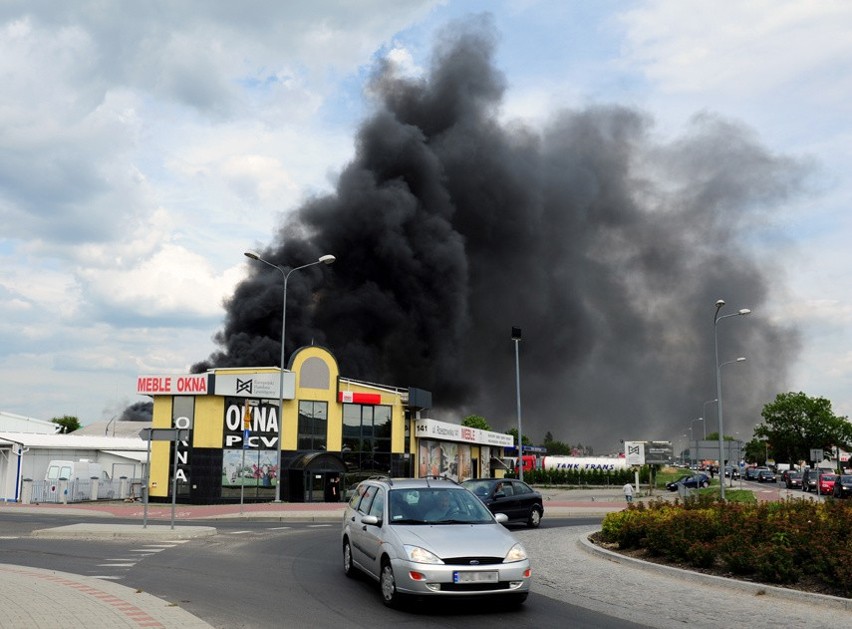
[[282, 451, 346, 502]]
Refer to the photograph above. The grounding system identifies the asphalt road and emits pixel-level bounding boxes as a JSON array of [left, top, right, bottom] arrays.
[[1, 514, 640, 629]]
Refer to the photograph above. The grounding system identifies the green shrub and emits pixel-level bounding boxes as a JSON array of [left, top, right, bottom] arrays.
[[601, 497, 852, 593]]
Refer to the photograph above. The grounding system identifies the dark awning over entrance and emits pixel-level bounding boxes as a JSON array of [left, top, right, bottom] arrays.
[[282, 451, 346, 472]]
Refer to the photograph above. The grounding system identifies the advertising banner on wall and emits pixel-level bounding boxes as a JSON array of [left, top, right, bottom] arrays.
[[221, 398, 279, 487], [418, 439, 472, 481], [414, 419, 514, 447]]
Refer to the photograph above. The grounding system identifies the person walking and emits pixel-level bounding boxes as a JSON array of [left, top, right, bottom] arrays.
[[622, 482, 634, 504]]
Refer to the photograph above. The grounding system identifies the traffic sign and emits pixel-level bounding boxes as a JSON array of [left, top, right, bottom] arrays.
[[139, 428, 189, 442]]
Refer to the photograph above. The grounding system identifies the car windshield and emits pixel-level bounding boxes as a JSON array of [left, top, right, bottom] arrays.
[[841, 475, 852, 483], [820, 474, 837, 481], [461, 479, 494, 497], [388, 488, 494, 525]]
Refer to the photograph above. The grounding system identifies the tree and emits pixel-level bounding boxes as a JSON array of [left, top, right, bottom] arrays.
[[462, 415, 491, 431], [755, 392, 852, 465], [52, 415, 81, 433], [543, 432, 572, 455], [744, 438, 769, 465], [705, 432, 737, 441], [506, 427, 532, 447]]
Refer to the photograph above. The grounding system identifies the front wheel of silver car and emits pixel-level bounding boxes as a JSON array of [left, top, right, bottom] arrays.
[[380, 560, 404, 608], [343, 538, 355, 578]]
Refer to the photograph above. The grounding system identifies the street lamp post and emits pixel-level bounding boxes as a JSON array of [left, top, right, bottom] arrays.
[[244, 250, 336, 502], [691, 418, 704, 468], [702, 399, 717, 433], [720, 357, 746, 486], [512, 327, 523, 482], [714, 299, 750, 500]]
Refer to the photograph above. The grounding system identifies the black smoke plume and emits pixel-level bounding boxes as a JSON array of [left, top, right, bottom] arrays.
[[120, 401, 153, 422], [193, 16, 804, 451]]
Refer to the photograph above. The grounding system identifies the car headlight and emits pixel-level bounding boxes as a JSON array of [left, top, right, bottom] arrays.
[[504, 543, 527, 563], [404, 545, 444, 564]]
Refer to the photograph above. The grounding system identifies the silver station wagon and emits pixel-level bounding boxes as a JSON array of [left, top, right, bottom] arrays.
[[341, 477, 532, 608]]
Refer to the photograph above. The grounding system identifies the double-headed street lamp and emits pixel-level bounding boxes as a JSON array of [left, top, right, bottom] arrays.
[[244, 250, 336, 502], [714, 299, 750, 500]]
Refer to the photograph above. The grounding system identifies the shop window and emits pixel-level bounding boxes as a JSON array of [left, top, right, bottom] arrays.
[[298, 400, 328, 450], [342, 403, 392, 473]]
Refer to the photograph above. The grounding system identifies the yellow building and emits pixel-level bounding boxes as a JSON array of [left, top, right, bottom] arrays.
[[137, 345, 512, 503]]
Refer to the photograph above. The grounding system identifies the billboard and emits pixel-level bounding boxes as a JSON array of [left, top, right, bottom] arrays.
[[625, 440, 673, 465]]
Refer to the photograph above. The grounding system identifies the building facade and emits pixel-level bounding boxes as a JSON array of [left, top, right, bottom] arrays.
[[139, 345, 514, 504]]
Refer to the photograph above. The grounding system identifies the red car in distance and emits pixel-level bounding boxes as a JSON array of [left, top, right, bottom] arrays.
[[818, 473, 837, 496]]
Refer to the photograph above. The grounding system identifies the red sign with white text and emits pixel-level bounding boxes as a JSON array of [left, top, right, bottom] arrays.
[[338, 391, 381, 405]]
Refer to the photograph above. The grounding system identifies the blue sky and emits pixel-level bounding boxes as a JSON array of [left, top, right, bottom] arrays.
[[1, 1, 851, 448]]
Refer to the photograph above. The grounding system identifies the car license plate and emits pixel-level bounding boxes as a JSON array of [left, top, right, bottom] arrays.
[[453, 571, 498, 583]]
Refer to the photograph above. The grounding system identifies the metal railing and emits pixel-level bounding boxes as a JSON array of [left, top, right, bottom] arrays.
[[21, 478, 143, 504]]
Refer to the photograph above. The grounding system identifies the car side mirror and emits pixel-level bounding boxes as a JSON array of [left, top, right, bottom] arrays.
[[361, 515, 380, 526], [494, 513, 509, 524], [494, 491, 506, 499]]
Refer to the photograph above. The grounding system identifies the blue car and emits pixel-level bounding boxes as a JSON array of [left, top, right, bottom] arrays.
[[666, 473, 711, 491]]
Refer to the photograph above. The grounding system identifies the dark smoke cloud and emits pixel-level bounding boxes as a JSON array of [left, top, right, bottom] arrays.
[[120, 401, 153, 422], [193, 15, 805, 451]]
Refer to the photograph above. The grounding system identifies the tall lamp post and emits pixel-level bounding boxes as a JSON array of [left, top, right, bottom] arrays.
[[702, 399, 717, 430], [244, 250, 336, 502], [690, 418, 705, 468], [714, 299, 750, 500], [512, 327, 523, 482], [720, 356, 746, 486]]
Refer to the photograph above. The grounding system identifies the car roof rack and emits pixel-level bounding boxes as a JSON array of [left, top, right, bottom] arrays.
[[420, 474, 460, 487]]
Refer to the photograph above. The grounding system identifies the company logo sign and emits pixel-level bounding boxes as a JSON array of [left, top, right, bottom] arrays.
[[214, 372, 294, 399]]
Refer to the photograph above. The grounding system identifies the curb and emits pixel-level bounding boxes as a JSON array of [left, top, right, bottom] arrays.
[[31, 523, 218, 539], [577, 533, 852, 612]]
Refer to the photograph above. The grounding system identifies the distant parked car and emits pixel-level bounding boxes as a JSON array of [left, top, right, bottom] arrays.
[[817, 473, 837, 496], [461, 478, 545, 528], [744, 467, 767, 481], [756, 470, 777, 483], [784, 471, 803, 489], [832, 474, 852, 498], [724, 466, 740, 479], [802, 468, 820, 492], [665, 473, 711, 491]]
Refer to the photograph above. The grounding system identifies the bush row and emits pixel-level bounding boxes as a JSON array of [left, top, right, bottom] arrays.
[[600, 496, 852, 597]]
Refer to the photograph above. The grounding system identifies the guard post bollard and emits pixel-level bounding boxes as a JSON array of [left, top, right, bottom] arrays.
[[90, 477, 99, 501], [119, 476, 128, 499]]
